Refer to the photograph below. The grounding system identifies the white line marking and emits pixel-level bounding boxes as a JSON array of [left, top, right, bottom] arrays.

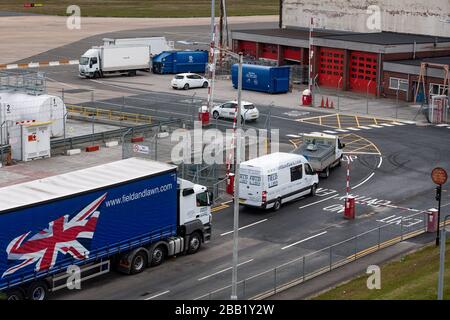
[[369, 124, 383, 128], [6, 64, 18, 69], [220, 219, 268, 236], [49, 61, 60, 66], [28, 62, 39, 68], [144, 290, 170, 300], [347, 127, 360, 131], [281, 231, 328, 250], [286, 134, 301, 138], [400, 120, 416, 124], [377, 156, 383, 169], [380, 123, 394, 127], [351, 172, 375, 190], [198, 259, 254, 281], [310, 132, 323, 135], [299, 194, 337, 210], [436, 124, 449, 127], [392, 122, 406, 126], [335, 129, 349, 132], [357, 126, 372, 129], [323, 130, 337, 134], [69, 60, 79, 65]]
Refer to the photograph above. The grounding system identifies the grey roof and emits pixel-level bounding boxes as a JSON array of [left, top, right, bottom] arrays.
[[232, 28, 450, 46], [389, 56, 450, 66]]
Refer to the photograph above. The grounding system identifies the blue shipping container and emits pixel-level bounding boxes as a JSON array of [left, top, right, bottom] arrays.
[[0, 159, 177, 290], [231, 64, 290, 94], [152, 50, 208, 74]]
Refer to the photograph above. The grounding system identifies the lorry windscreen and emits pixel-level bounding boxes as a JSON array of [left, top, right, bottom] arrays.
[[79, 57, 89, 65]]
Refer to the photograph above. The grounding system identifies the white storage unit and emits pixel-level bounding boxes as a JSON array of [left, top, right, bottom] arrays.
[[10, 120, 51, 162], [0, 92, 65, 144]]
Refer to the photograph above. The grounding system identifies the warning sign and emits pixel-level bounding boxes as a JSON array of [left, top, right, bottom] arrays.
[[133, 144, 150, 155]]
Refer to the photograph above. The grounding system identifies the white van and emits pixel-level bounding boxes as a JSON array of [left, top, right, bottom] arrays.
[[238, 152, 319, 211]]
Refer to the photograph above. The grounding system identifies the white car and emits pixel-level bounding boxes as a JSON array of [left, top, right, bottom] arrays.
[[171, 73, 209, 90], [211, 101, 260, 122]]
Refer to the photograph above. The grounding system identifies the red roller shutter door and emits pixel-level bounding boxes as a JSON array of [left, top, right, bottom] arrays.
[[260, 43, 278, 60], [349, 52, 377, 94], [238, 41, 257, 57], [283, 46, 301, 62], [318, 48, 344, 88]]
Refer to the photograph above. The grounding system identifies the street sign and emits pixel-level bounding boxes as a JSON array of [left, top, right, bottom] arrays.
[[133, 144, 150, 155], [432, 167, 448, 185]]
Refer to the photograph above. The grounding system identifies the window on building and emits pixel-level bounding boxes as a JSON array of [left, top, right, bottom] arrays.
[[429, 83, 449, 96], [389, 77, 408, 92]]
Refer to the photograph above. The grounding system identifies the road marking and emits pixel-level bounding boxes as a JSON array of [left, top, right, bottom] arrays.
[[323, 130, 337, 134], [335, 129, 349, 132], [436, 124, 449, 127], [281, 231, 328, 250], [198, 259, 254, 281], [377, 156, 383, 169], [220, 219, 268, 236], [351, 172, 375, 190], [400, 120, 416, 124], [347, 127, 360, 131], [286, 134, 301, 138], [369, 124, 383, 128], [380, 123, 394, 127], [357, 126, 372, 129], [299, 194, 337, 210], [144, 290, 170, 300], [392, 122, 406, 126]]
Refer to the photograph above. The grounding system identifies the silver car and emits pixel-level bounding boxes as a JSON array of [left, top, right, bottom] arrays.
[[211, 101, 259, 122]]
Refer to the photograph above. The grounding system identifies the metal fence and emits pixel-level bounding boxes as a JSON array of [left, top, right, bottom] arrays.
[[195, 210, 431, 300]]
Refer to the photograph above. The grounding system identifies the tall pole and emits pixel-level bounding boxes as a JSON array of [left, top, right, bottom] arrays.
[[231, 52, 243, 300], [436, 185, 442, 246], [308, 17, 314, 92]]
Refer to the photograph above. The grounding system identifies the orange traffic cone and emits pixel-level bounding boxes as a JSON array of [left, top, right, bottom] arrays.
[[321, 97, 324, 108], [326, 97, 329, 108]]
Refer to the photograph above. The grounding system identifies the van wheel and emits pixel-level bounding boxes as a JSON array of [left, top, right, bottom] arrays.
[[310, 184, 317, 196], [6, 289, 24, 300], [150, 245, 166, 267], [26, 281, 48, 301], [273, 198, 282, 211], [337, 155, 343, 167], [187, 232, 202, 254], [130, 251, 147, 274], [320, 167, 330, 178]]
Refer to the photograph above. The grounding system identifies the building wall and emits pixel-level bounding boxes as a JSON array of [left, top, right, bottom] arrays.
[[282, 0, 450, 37]]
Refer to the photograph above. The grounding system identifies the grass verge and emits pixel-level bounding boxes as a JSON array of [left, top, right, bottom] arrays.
[[314, 240, 450, 300], [0, 0, 278, 17]]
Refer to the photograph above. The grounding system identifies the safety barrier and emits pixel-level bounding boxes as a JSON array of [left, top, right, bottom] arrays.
[[66, 104, 152, 124], [0, 59, 79, 70]]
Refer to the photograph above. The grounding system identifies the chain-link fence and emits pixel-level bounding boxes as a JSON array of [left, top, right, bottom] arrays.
[[195, 209, 433, 300]]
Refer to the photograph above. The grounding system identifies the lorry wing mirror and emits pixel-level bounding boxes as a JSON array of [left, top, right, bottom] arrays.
[[182, 188, 195, 197], [208, 191, 214, 205]]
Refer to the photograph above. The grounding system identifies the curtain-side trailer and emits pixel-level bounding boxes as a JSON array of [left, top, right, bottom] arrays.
[[0, 158, 212, 300]]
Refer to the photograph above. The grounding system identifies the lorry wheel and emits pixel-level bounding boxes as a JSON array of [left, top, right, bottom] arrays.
[[213, 111, 220, 119], [93, 71, 100, 79], [130, 251, 147, 274], [273, 198, 282, 211], [187, 232, 202, 254], [150, 245, 166, 267], [26, 281, 48, 301], [310, 184, 317, 196], [203, 81, 208, 88], [320, 167, 330, 178], [183, 83, 189, 90], [6, 289, 24, 300]]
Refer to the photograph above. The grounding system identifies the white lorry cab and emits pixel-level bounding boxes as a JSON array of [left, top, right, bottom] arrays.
[[238, 152, 319, 211]]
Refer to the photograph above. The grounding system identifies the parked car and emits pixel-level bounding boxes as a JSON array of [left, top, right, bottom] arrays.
[[211, 100, 260, 122], [171, 73, 209, 90]]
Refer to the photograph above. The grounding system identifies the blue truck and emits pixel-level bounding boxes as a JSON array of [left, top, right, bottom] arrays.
[[231, 64, 291, 94], [0, 158, 212, 300], [152, 50, 208, 74]]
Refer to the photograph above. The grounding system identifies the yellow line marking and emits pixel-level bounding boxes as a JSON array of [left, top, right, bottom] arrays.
[[336, 114, 342, 129], [373, 117, 378, 125], [299, 114, 337, 121]]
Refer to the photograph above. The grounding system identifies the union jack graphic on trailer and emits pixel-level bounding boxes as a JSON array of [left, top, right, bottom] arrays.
[[1, 193, 107, 278]]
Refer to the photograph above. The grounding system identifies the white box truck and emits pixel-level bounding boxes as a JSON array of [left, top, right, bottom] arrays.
[[239, 152, 319, 211], [79, 45, 150, 78], [103, 37, 174, 56]]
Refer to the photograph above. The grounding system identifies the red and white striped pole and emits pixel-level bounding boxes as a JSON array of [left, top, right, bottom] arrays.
[[308, 17, 314, 93], [206, 24, 218, 113], [346, 160, 351, 197]]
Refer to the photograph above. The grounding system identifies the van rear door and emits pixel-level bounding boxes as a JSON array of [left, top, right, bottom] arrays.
[[239, 166, 263, 206]]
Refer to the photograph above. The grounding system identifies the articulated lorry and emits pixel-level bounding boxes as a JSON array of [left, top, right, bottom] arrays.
[[0, 158, 212, 300], [79, 45, 150, 78]]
